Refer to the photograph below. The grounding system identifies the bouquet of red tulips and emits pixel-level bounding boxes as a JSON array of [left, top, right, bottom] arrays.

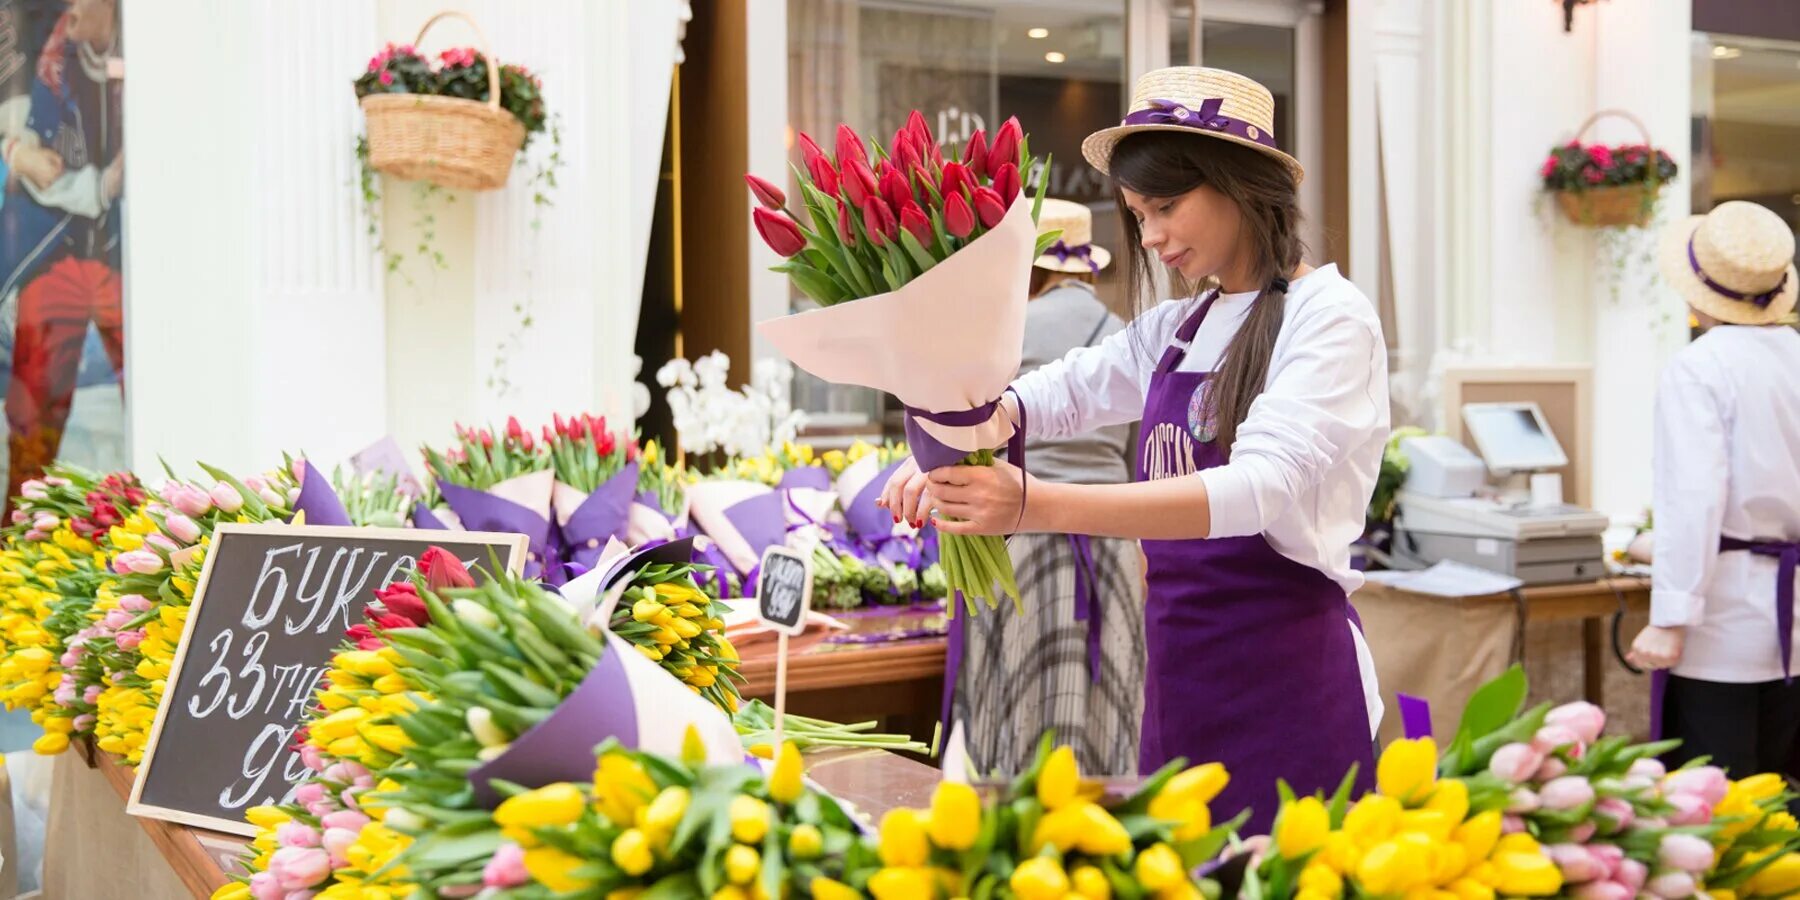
[[749, 112, 1056, 614]]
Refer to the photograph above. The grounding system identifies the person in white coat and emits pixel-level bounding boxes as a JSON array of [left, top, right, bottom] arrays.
[[1628, 201, 1800, 778]]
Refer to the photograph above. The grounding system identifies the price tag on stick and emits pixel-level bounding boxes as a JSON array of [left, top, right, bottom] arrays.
[[754, 546, 813, 752]]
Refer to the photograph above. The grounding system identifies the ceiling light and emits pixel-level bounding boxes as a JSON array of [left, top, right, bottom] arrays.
[[1045, 51, 1066, 64], [1712, 45, 1741, 59], [1027, 27, 1049, 39]]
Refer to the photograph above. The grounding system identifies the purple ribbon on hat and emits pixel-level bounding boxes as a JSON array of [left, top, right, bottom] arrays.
[[1045, 239, 1100, 274], [1689, 235, 1790, 308], [1121, 97, 1281, 151]]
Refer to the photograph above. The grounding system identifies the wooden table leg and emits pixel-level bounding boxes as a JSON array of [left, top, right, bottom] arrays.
[[1583, 617, 1605, 706]]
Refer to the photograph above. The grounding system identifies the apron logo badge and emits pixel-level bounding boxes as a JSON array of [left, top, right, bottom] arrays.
[[1187, 386, 1217, 444]]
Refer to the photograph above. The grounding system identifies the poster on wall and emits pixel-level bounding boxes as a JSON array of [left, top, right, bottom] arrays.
[[0, 0, 125, 510]]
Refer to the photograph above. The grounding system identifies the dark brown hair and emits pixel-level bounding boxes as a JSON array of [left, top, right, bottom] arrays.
[[1110, 132, 1305, 452]]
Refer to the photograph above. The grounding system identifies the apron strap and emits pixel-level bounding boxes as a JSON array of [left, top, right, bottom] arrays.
[[1154, 290, 1223, 375], [1068, 533, 1103, 683], [1720, 535, 1800, 684]]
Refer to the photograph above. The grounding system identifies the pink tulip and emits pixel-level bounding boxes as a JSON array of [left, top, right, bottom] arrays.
[[276, 822, 321, 848], [1638, 816, 1668, 829], [1663, 767, 1728, 806], [1547, 701, 1607, 744], [32, 513, 57, 531], [1658, 834, 1715, 874], [244, 475, 268, 493], [73, 713, 93, 731], [172, 545, 204, 572], [83, 685, 101, 704], [53, 683, 76, 705], [1571, 881, 1631, 900], [269, 846, 332, 890], [1548, 844, 1607, 883], [146, 533, 179, 554], [1618, 859, 1649, 892], [209, 482, 245, 513], [1508, 787, 1542, 813], [259, 488, 284, 507], [1536, 757, 1570, 781], [284, 892, 317, 900], [1541, 776, 1597, 811], [1534, 724, 1586, 757], [1628, 758, 1667, 780], [1595, 797, 1635, 833], [1503, 814, 1528, 834], [9, 509, 25, 524], [114, 630, 145, 651], [298, 744, 327, 773], [1590, 844, 1625, 877], [102, 608, 133, 630], [1566, 821, 1598, 843], [119, 594, 153, 613], [321, 810, 370, 832], [168, 485, 212, 517], [58, 649, 80, 668], [1667, 792, 1712, 826], [294, 783, 326, 807], [322, 828, 357, 869], [43, 475, 68, 487], [1483, 741, 1540, 784], [20, 480, 46, 499], [249, 872, 283, 900], [341, 787, 360, 810], [163, 513, 202, 544], [483, 842, 530, 888], [111, 549, 162, 575], [1648, 871, 1697, 899]]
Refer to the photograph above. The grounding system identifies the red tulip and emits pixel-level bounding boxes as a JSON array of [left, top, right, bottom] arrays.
[[420, 546, 477, 590], [835, 124, 868, 168], [944, 191, 975, 238], [806, 154, 840, 198], [963, 128, 989, 177], [992, 162, 1021, 208], [506, 416, 524, 441], [552, 412, 567, 436], [798, 131, 828, 170], [753, 207, 807, 257], [972, 186, 1007, 228], [745, 173, 786, 210], [909, 162, 938, 194], [940, 162, 973, 202], [879, 167, 914, 215], [900, 204, 932, 247], [375, 582, 430, 626], [989, 117, 1022, 173], [835, 200, 856, 244], [906, 109, 934, 147], [862, 197, 898, 245], [844, 157, 879, 207], [892, 130, 922, 173]]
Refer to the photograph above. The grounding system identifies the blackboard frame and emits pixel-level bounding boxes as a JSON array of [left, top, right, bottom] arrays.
[[127, 522, 529, 835], [755, 545, 813, 637]]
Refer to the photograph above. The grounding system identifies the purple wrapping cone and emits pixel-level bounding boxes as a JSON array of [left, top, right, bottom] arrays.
[[289, 461, 352, 527], [436, 479, 558, 581], [723, 492, 788, 571], [777, 466, 831, 492], [560, 462, 640, 574], [844, 459, 906, 541], [467, 649, 638, 808], [412, 502, 448, 530]]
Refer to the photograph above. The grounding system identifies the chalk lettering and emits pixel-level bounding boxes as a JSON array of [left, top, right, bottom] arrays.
[[244, 543, 302, 630]]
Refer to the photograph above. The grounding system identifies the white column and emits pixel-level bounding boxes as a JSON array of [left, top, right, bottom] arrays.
[[746, 1, 790, 363]]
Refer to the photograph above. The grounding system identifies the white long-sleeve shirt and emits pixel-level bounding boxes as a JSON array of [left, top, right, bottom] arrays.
[[1009, 264, 1389, 736], [1651, 324, 1800, 684], [1010, 263, 1390, 596]]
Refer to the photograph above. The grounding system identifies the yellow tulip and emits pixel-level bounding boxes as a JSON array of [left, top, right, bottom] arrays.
[[1277, 797, 1331, 859], [1344, 794, 1404, 846], [612, 828, 656, 876], [525, 846, 596, 892], [812, 877, 863, 900], [1447, 877, 1495, 900], [1031, 803, 1084, 853], [1769, 811, 1800, 832], [1300, 862, 1344, 899], [1489, 851, 1562, 896], [1072, 865, 1112, 900], [210, 883, 251, 900], [1135, 843, 1185, 891], [683, 724, 708, 767], [495, 782, 586, 829], [1709, 891, 1735, 900], [1075, 803, 1134, 857], [879, 808, 930, 867], [1494, 833, 1541, 857], [1400, 809, 1454, 844], [361, 724, 411, 755], [1012, 857, 1072, 900], [1425, 779, 1470, 824], [1377, 737, 1438, 805], [770, 741, 804, 804], [1749, 852, 1800, 896], [725, 843, 761, 885], [713, 888, 749, 900], [1038, 745, 1080, 810], [927, 781, 982, 851], [868, 867, 935, 900], [789, 823, 824, 859], [1452, 811, 1501, 865], [1738, 773, 1786, 804], [594, 752, 656, 825], [1430, 841, 1469, 887], [1321, 831, 1363, 874], [1357, 837, 1431, 895], [1163, 762, 1230, 805], [1148, 791, 1212, 840], [31, 732, 68, 754], [640, 785, 691, 839]]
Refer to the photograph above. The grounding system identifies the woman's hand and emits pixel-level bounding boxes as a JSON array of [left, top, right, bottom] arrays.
[[874, 456, 930, 528], [927, 459, 1033, 536], [1627, 625, 1684, 670]]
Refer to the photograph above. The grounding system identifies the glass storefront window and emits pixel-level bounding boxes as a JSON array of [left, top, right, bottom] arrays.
[[787, 0, 1128, 438]]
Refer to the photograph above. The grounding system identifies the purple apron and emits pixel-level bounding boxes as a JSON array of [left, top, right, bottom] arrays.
[[1650, 535, 1800, 741], [1138, 292, 1373, 834]]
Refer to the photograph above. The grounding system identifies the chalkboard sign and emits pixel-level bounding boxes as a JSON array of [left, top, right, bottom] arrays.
[[755, 546, 812, 636], [127, 523, 528, 835]]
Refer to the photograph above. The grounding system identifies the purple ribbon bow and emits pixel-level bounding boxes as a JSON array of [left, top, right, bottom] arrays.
[[1045, 239, 1100, 274], [1689, 235, 1790, 308], [1122, 97, 1281, 152]]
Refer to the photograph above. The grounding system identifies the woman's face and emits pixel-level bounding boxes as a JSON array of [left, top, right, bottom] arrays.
[[1120, 184, 1241, 284]]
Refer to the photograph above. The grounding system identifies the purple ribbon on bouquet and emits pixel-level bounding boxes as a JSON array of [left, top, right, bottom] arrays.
[[288, 461, 352, 528], [902, 387, 1028, 535], [1397, 694, 1433, 739], [436, 478, 560, 582], [558, 462, 640, 575], [1121, 97, 1282, 152]]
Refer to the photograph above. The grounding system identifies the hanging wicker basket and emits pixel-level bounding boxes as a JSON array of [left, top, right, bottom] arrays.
[[1552, 109, 1664, 228], [359, 11, 526, 192]]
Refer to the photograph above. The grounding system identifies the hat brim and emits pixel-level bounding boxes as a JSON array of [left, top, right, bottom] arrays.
[[1082, 123, 1304, 184], [1034, 245, 1112, 274], [1659, 216, 1799, 327]]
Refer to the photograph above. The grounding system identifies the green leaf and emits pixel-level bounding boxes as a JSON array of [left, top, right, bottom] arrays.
[[878, 254, 903, 292], [1033, 230, 1065, 259], [899, 228, 937, 274], [1032, 152, 1053, 222], [772, 262, 850, 306], [1453, 664, 1528, 745], [394, 828, 505, 871]]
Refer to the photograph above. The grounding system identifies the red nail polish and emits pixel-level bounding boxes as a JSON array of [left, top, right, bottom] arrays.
[[913, 519, 923, 529], [893, 515, 900, 523]]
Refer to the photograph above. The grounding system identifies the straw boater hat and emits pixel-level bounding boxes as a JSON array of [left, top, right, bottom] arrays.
[[1033, 198, 1112, 274], [1082, 66, 1303, 182], [1659, 201, 1797, 326]]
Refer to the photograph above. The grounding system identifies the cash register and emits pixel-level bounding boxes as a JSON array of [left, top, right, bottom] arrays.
[[1391, 402, 1610, 585]]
